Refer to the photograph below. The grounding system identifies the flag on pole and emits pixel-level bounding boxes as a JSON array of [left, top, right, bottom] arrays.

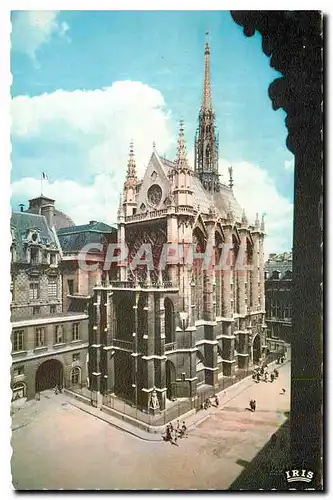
[[41, 172, 48, 195]]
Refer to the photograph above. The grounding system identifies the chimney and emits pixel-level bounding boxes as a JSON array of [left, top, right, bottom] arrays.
[[89, 220, 97, 225], [41, 204, 54, 228], [19, 203, 25, 212]]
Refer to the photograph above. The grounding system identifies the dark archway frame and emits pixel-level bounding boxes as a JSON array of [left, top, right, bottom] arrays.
[[231, 11, 322, 485]]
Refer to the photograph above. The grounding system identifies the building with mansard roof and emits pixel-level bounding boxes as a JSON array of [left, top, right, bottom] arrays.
[[89, 40, 267, 412], [10, 205, 89, 403]]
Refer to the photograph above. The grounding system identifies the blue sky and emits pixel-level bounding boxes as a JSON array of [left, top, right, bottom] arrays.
[[10, 10, 294, 254]]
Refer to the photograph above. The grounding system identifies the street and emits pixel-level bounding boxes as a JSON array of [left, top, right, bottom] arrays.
[[11, 361, 290, 490]]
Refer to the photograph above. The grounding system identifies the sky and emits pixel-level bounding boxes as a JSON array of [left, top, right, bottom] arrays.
[[10, 10, 294, 255]]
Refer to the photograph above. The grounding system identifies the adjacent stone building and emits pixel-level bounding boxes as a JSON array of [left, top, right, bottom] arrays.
[[10, 204, 89, 402], [265, 251, 292, 351], [89, 41, 267, 412], [57, 221, 117, 314]]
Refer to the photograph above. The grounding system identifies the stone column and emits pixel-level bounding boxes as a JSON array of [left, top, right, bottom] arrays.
[[203, 220, 216, 322], [251, 233, 260, 311], [166, 212, 179, 286], [237, 230, 247, 317], [140, 292, 155, 409], [222, 227, 232, 325], [259, 234, 265, 313], [90, 290, 103, 407], [105, 293, 115, 394], [118, 223, 127, 281], [153, 294, 166, 410]]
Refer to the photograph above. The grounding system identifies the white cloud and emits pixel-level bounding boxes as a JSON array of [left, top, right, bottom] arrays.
[[218, 158, 293, 256], [11, 174, 119, 226], [11, 80, 174, 224], [284, 159, 294, 171], [11, 81, 292, 256], [11, 81, 174, 179], [11, 11, 70, 65]]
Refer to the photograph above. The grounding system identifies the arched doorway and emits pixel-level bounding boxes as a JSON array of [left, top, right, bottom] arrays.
[[166, 360, 176, 400], [35, 359, 63, 393], [253, 335, 261, 364]]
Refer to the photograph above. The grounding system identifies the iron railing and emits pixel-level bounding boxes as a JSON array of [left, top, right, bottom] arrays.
[[164, 341, 176, 352], [65, 351, 287, 428]]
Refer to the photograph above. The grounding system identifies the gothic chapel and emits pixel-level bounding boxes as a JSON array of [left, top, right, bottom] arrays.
[[89, 40, 267, 411]]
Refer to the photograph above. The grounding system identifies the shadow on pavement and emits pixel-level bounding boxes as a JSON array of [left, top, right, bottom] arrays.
[[229, 413, 291, 491]]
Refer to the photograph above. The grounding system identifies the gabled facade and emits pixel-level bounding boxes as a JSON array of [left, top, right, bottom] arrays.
[[89, 40, 267, 413]]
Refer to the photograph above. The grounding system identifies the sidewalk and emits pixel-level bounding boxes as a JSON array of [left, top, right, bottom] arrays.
[[67, 358, 290, 441]]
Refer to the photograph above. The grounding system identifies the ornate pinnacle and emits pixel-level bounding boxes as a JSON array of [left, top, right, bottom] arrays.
[[255, 212, 260, 229], [261, 213, 266, 232], [241, 208, 248, 226], [228, 165, 234, 189], [176, 119, 189, 168], [201, 33, 212, 112], [125, 140, 137, 185]]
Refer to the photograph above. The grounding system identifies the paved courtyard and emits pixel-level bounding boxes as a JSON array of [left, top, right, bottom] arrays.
[[11, 361, 290, 490]]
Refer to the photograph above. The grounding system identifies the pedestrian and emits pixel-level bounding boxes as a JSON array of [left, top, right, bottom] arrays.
[[264, 372, 268, 383], [253, 400, 256, 412], [176, 419, 180, 433], [169, 422, 174, 433], [54, 385, 59, 395], [173, 428, 179, 446], [270, 372, 275, 383], [181, 421, 188, 438], [256, 372, 260, 383], [165, 424, 172, 442], [281, 388, 286, 394], [215, 395, 219, 407], [249, 399, 254, 411], [260, 366, 264, 375]]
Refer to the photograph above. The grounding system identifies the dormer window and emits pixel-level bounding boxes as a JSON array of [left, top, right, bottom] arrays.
[[50, 254, 57, 266], [30, 248, 39, 265]]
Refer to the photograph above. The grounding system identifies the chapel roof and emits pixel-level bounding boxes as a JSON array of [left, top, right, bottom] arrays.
[[157, 154, 243, 220]]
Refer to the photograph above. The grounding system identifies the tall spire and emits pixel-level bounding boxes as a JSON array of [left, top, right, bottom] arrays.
[[202, 32, 212, 112], [176, 119, 189, 168], [124, 140, 137, 187], [194, 35, 220, 193]]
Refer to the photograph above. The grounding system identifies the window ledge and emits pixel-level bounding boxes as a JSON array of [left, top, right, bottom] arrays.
[[34, 346, 48, 352], [12, 350, 28, 357], [70, 339, 82, 344], [53, 342, 66, 348]]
